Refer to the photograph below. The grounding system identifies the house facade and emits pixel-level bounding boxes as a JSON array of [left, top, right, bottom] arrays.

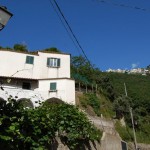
[[0, 50, 75, 107]]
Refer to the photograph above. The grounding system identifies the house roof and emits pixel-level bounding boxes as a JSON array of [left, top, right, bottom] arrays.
[[0, 49, 70, 56], [37, 50, 70, 56], [0, 49, 39, 56]]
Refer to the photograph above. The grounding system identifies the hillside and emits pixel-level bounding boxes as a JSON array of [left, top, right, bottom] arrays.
[[71, 56, 150, 144], [105, 72, 150, 104], [104, 72, 150, 144]]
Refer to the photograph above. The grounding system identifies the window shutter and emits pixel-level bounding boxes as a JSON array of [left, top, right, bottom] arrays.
[[26, 56, 29, 64], [30, 57, 34, 64], [57, 58, 60, 67], [50, 82, 57, 91], [26, 56, 34, 64], [47, 58, 50, 66]]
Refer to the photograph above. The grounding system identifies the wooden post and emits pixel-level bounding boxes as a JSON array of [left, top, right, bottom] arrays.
[[79, 82, 81, 92], [96, 84, 97, 94], [86, 84, 87, 93]]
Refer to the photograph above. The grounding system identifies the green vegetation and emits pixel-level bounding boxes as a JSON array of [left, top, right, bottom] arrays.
[[80, 93, 101, 116], [115, 121, 133, 142], [0, 45, 61, 53], [113, 95, 132, 119], [115, 120, 150, 144], [13, 44, 28, 52], [0, 97, 101, 150], [43, 47, 61, 53], [71, 55, 150, 144], [0, 44, 28, 52], [105, 73, 150, 143], [79, 93, 114, 118]]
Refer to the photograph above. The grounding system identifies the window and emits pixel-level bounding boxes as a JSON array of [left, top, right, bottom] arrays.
[[50, 82, 57, 91], [26, 56, 34, 64], [22, 82, 31, 90], [47, 58, 60, 67]]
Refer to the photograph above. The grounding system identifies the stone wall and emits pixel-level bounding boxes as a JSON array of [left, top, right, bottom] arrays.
[[49, 132, 122, 150], [128, 143, 150, 150]]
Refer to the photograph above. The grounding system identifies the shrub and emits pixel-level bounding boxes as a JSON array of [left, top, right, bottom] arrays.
[[115, 121, 133, 142], [0, 98, 102, 150]]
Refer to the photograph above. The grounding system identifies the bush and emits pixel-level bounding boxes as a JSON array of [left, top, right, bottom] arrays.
[[115, 121, 133, 142], [0, 98, 102, 150], [80, 93, 101, 116]]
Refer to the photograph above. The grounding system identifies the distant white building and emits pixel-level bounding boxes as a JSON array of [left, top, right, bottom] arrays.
[[0, 49, 75, 107], [106, 68, 126, 73], [106, 68, 149, 75]]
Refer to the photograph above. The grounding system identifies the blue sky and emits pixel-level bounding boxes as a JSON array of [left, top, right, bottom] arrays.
[[1, 0, 150, 71]]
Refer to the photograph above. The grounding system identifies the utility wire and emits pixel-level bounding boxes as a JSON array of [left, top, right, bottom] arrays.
[[48, 0, 92, 66], [97, 0, 150, 12], [48, 0, 81, 55]]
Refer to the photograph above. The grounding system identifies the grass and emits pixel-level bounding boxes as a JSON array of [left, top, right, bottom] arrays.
[[79, 92, 114, 118]]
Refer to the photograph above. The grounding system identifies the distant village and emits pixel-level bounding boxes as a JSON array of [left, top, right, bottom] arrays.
[[106, 68, 150, 76]]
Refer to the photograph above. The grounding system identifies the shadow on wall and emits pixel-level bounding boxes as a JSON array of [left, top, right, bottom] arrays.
[[17, 98, 34, 108], [44, 97, 64, 105], [48, 137, 100, 150], [0, 97, 5, 106]]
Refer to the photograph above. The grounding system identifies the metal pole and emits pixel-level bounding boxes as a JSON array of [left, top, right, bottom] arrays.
[[96, 84, 97, 94], [79, 82, 81, 92], [124, 83, 138, 150], [124, 82, 128, 97], [86, 84, 87, 93], [130, 107, 138, 150]]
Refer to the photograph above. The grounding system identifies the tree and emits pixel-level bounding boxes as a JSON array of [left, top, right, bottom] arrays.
[[44, 47, 61, 53], [71, 55, 93, 82], [113, 95, 132, 119], [13, 44, 28, 52]]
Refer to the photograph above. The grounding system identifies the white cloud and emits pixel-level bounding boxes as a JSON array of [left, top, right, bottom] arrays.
[[21, 41, 27, 46], [131, 63, 139, 69]]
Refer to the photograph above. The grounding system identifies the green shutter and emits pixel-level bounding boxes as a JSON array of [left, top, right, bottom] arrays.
[[57, 58, 60, 67], [30, 57, 34, 64], [26, 56, 29, 64], [50, 82, 57, 91], [26, 56, 34, 64], [47, 58, 50, 66]]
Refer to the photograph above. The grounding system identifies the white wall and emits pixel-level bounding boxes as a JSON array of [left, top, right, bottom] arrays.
[[0, 50, 70, 79], [0, 50, 75, 105], [0, 85, 43, 107], [38, 79, 75, 104], [38, 52, 70, 78], [0, 78, 75, 105], [0, 51, 37, 78]]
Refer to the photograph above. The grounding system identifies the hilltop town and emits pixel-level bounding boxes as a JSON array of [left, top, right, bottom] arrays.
[[106, 68, 150, 75]]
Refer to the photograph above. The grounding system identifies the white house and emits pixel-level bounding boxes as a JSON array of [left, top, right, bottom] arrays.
[[0, 49, 75, 107]]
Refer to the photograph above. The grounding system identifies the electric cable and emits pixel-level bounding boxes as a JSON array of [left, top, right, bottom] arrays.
[[96, 0, 150, 12], [49, 0, 92, 67], [48, 0, 82, 55]]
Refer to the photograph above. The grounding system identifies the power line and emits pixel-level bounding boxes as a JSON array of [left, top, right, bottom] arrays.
[[48, 0, 81, 55], [97, 0, 150, 12], [48, 0, 92, 66]]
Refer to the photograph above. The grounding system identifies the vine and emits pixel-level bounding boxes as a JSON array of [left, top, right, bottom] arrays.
[[0, 98, 102, 149]]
